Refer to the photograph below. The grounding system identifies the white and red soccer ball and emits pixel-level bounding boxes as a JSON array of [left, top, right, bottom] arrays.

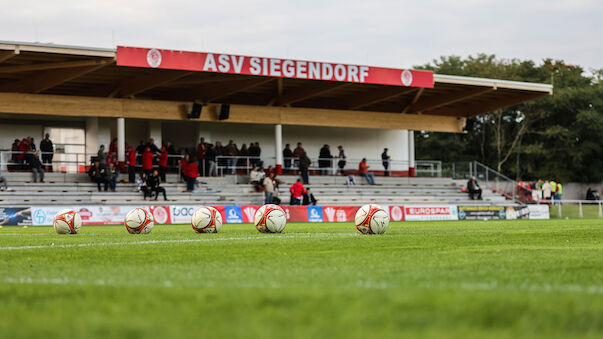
[[53, 209, 82, 234], [254, 204, 287, 233], [124, 208, 154, 234], [354, 204, 389, 235], [191, 206, 223, 233]]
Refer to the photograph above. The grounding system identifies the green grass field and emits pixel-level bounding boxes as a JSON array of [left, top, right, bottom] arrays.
[[1, 220, 602, 339]]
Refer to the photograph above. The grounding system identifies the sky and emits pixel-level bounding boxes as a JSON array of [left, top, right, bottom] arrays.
[[1, 0, 602, 71]]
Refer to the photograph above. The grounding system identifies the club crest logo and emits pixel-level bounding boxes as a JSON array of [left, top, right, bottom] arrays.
[[146, 48, 162, 68], [390, 206, 403, 221], [151, 206, 169, 224], [401, 69, 413, 86]]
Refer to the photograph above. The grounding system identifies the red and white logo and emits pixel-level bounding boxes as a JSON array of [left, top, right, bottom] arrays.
[[390, 206, 404, 221], [151, 206, 170, 224], [243, 206, 257, 221], [146, 48, 162, 68], [401, 69, 413, 86]]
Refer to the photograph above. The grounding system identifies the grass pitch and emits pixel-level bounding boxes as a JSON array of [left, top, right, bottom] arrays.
[[1, 219, 602, 339]]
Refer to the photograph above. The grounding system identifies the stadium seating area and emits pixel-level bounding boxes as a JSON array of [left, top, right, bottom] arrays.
[[0, 172, 506, 206]]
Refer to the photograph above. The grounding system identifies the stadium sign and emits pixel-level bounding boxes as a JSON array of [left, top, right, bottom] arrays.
[[117, 46, 434, 88]]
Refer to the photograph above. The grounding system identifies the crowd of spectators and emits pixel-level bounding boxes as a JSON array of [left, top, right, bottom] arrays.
[[517, 180, 564, 203]]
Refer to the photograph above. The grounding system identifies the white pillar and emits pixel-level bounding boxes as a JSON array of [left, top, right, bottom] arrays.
[[85, 117, 99, 156], [117, 118, 125, 163], [275, 124, 283, 173], [148, 121, 162, 148], [408, 130, 415, 176]]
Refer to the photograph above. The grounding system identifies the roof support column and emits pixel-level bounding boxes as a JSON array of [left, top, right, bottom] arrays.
[[275, 124, 283, 174], [117, 117, 125, 164], [408, 130, 415, 177]]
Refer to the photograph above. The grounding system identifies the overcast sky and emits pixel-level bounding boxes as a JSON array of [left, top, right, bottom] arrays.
[[1, 0, 602, 71]]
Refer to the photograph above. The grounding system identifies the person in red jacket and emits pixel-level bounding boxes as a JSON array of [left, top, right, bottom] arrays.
[[158, 146, 168, 182], [196, 137, 206, 176], [142, 147, 154, 177], [182, 154, 198, 192], [127, 146, 137, 182], [289, 179, 306, 205]]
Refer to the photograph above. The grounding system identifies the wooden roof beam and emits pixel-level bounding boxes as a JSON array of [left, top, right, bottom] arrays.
[[198, 77, 274, 102], [0, 48, 19, 63], [407, 87, 496, 114], [110, 70, 193, 98], [0, 58, 113, 73], [439, 91, 549, 117], [0, 59, 114, 93], [401, 88, 424, 113], [347, 87, 416, 110], [273, 82, 349, 106]]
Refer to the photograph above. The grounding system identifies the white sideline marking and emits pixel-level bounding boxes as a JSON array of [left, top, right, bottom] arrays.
[[2, 276, 602, 294], [0, 233, 358, 251]]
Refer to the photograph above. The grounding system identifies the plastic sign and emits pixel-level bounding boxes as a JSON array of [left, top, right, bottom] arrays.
[[117, 46, 434, 88]]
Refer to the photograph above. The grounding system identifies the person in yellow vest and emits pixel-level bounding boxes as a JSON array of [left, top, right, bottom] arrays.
[[550, 180, 557, 201], [556, 182, 563, 201]]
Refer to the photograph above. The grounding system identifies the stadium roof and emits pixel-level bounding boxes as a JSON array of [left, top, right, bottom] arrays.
[[0, 41, 553, 132]]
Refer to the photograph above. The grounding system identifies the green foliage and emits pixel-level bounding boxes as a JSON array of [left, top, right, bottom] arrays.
[[1, 222, 602, 338], [415, 55, 603, 183]]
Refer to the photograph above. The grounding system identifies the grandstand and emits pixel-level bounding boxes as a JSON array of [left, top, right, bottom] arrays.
[[0, 172, 505, 206]]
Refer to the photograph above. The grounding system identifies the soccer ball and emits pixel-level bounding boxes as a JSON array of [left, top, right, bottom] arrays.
[[354, 204, 389, 235], [53, 209, 82, 234], [191, 206, 223, 233], [254, 204, 287, 233], [124, 208, 154, 234]]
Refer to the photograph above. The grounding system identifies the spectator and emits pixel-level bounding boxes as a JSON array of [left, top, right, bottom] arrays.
[[182, 154, 198, 192], [249, 142, 261, 167], [136, 141, 146, 155], [224, 140, 238, 174], [293, 142, 305, 157], [147, 138, 159, 154], [40, 133, 54, 172], [283, 144, 293, 174], [358, 158, 375, 185], [127, 146, 137, 183], [263, 173, 276, 204], [205, 144, 217, 176], [142, 147, 154, 177], [196, 137, 206, 176], [0, 166, 8, 191], [542, 180, 552, 200], [289, 179, 306, 205], [109, 137, 118, 154], [17, 138, 30, 170], [249, 166, 263, 192], [97, 145, 107, 165], [29, 137, 36, 152], [137, 173, 151, 199], [238, 143, 249, 170], [318, 144, 332, 175], [88, 161, 107, 191], [215, 141, 225, 171], [556, 181, 563, 201], [466, 176, 482, 200], [10, 139, 19, 171], [147, 169, 168, 201], [299, 151, 311, 184], [586, 188, 599, 201], [106, 162, 118, 192], [166, 141, 177, 168], [337, 145, 346, 175], [158, 146, 168, 182], [303, 188, 318, 205], [550, 180, 557, 201], [381, 148, 390, 176], [29, 152, 44, 183]]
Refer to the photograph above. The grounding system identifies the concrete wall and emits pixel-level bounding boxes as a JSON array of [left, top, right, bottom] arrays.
[[564, 182, 603, 200]]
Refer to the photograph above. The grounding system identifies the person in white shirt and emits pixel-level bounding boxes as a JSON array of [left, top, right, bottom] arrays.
[[249, 166, 262, 192], [542, 180, 552, 200]]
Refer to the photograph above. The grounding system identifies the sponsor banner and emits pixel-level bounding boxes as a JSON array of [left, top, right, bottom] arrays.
[[32, 206, 66, 226], [404, 205, 458, 221], [117, 46, 434, 88], [224, 205, 243, 223], [307, 206, 324, 222], [322, 206, 357, 222], [528, 205, 550, 220], [457, 206, 506, 220], [505, 206, 530, 220], [388, 205, 405, 221], [241, 205, 260, 223], [0, 207, 32, 226], [281, 205, 308, 222], [169, 205, 197, 224]]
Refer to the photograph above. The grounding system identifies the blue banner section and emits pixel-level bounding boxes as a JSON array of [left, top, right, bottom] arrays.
[[307, 206, 323, 222], [224, 205, 243, 223]]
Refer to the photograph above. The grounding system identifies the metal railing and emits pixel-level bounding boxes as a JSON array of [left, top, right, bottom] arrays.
[[0, 151, 184, 174], [543, 200, 603, 219], [214, 156, 442, 177]]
